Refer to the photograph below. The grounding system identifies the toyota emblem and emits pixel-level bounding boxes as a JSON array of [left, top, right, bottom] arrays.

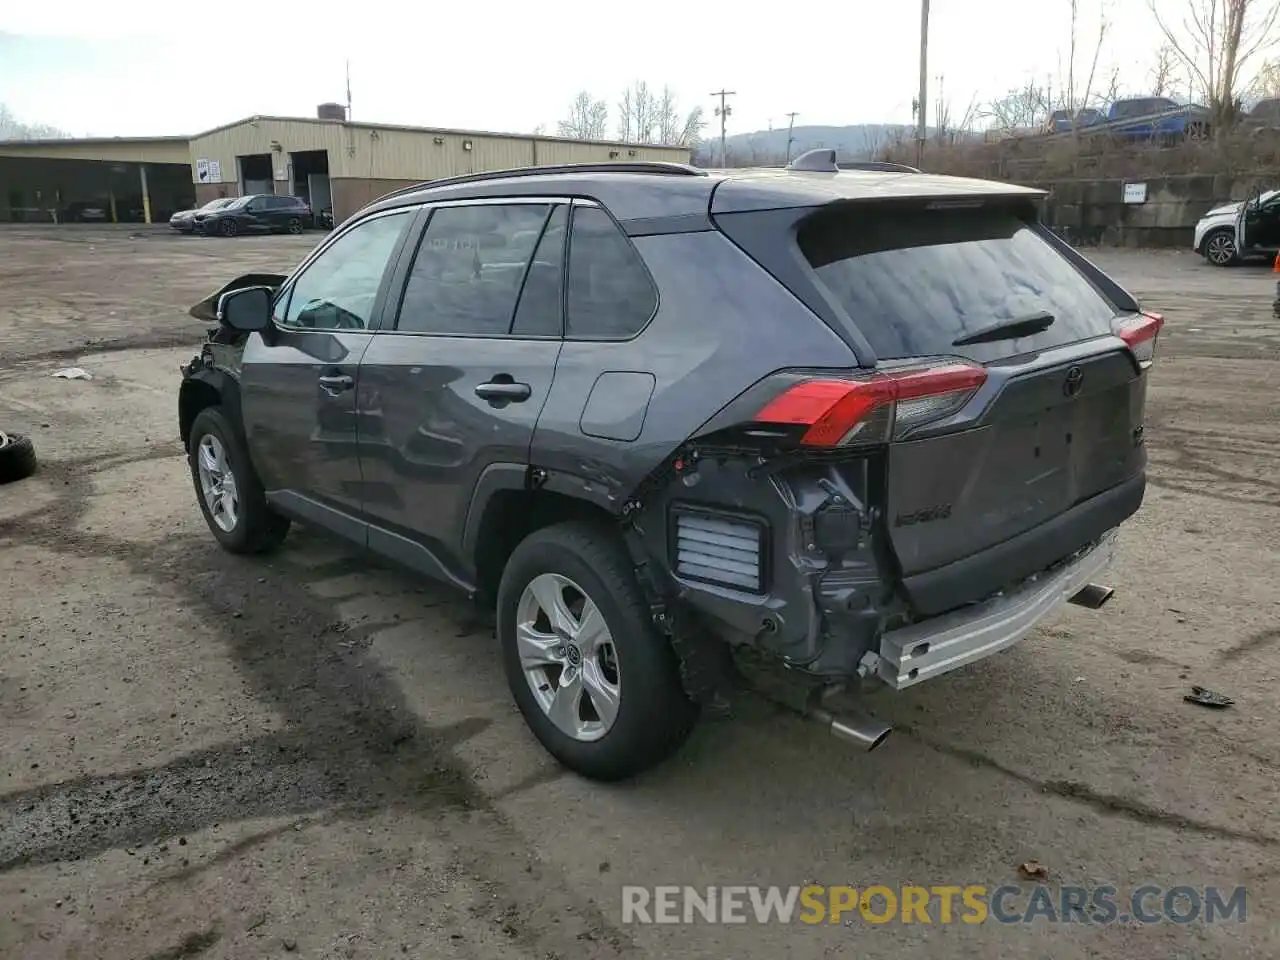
[[1063, 366, 1084, 397]]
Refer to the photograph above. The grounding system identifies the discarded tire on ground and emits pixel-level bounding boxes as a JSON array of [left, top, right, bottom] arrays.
[[0, 431, 38, 484]]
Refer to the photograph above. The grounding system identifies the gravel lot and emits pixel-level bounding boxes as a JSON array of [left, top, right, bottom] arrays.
[[1, 225, 1277, 959]]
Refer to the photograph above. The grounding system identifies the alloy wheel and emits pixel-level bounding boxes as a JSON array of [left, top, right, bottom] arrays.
[[196, 434, 240, 533], [515, 572, 621, 742], [1206, 232, 1235, 265]]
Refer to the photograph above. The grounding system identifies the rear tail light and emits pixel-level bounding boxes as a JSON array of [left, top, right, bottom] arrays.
[[1115, 311, 1163, 369], [754, 360, 987, 447]]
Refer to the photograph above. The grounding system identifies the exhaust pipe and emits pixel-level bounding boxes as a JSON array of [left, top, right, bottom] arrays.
[[1069, 583, 1115, 610], [804, 687, 891, 751]]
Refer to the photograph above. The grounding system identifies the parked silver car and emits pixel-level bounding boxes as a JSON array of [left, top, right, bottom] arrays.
[[170, 197, 235, 234]]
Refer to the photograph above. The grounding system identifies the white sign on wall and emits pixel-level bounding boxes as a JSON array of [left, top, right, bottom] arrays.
[[195, 159, 222, 184], [1123, 182, 1148, 204]]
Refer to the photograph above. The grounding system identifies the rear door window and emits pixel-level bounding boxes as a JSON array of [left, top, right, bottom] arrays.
[[395, 203, 550, 336], [796, 203, 1120, 363], [511, 205, 567, 337]]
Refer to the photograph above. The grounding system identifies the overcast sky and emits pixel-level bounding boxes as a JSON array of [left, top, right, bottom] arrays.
[[0, 1, 1234, 139]]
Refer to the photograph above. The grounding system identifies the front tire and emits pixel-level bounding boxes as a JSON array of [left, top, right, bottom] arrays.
[[188, 407, 289, 554], [219, 218, 238, 238], [497, 521, 697, 781], [1203, 229, 1237, 266]]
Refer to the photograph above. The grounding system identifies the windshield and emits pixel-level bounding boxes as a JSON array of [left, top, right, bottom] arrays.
[[797, 202, 1120, 362], [224, 197, 252, 210], [200, 198, 233, 210]]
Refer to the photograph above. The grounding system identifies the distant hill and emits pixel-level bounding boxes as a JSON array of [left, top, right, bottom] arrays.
[[692, 124, 923, 165]]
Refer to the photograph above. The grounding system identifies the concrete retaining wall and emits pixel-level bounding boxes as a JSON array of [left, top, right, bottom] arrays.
[[1034, 174, 1276, 247]]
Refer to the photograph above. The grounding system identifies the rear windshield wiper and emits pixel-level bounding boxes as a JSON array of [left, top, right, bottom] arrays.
[[952, 311, 1055, 346]]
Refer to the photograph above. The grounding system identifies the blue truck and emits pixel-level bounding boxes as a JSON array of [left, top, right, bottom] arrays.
[[1043, 97, 1211, 141], [1046, 108, 1104, 134], [1106, 96, 1211, 140]]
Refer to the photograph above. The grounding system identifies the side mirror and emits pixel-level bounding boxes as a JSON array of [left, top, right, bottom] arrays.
[[217, 286, 273, 332]]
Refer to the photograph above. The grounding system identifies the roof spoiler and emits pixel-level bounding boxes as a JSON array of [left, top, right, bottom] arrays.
[[786, 148, 921, 174]]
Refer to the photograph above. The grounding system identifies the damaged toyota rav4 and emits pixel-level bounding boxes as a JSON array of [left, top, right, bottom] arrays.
[[178, 150, 1160, 781]]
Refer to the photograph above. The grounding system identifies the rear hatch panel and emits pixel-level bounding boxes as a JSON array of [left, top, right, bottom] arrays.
[[887, 347, 1145, 576], [712, 186, 1151, 615]]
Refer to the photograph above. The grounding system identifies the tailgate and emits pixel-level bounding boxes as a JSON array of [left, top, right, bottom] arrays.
[[887, 348, 1145, 576], [792, 198, 1150, 612]]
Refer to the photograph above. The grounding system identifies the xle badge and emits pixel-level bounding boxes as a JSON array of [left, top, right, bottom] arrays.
[[894, 504, 952, 527]]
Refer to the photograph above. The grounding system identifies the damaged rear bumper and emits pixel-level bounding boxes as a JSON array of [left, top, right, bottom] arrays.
[[873, 527, 1120, 690]]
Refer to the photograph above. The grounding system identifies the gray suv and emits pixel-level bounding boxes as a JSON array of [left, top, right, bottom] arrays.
[[178, 152, 1161, 781]]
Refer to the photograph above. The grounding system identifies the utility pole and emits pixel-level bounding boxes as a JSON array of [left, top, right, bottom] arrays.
[[785, 111, 799, 163], [915, 0, 930, 169], [345, 60, 353, 121], [711, 89, 736, 167]]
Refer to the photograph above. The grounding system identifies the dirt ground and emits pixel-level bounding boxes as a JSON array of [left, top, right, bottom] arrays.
[[1, 224, 1277, 959]]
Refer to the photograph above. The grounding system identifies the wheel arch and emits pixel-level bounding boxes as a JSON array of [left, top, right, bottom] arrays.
[[1201, 225, 1237, 263], [464, 468, 621, 606], [179, 368, 245, 451]]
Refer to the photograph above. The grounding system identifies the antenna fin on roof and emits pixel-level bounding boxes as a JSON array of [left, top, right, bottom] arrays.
[[786, 148, 839, 173]]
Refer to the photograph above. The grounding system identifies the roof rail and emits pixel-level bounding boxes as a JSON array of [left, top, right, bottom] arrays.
[[378, 160, 707, 202], [839, 160, 922, 173]]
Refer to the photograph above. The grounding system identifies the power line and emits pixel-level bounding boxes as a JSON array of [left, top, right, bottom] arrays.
[[784, 111, 799, 163], [711, 89, 736, 167]]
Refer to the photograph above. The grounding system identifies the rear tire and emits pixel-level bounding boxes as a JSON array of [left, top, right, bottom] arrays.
[[188, 407, 289, 554], [287, 217, 303, 234], [497, 521, 697, 781]]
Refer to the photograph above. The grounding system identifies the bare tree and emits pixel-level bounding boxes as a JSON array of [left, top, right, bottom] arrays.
[[557, 91, 609, 140], [1149, 42, 1185, 96], [982, 1, 1110, 136], [1247, 54, 1280, 96], [617, 88, 634, 143], [1149, 0, 1280, 124], [653, 86, 706, 146], [0, 103, 70, 140], [1095, 66, 1123, 108], [951, 95, 982, 141], [615, 81, 657, 143], [1059, 0, 1112, 123], [550, 84, 705, 145], [982, 81, 1053, 131]]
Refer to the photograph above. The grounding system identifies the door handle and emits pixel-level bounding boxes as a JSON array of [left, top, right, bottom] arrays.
[[474, 380, 532, 402], [318, 373, 354, 394]]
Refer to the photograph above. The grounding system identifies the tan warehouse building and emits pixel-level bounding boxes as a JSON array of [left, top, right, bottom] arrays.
[[0, 107, 693, 225]]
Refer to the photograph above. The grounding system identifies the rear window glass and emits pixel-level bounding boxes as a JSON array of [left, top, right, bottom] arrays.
[[797, 204, 1120, 362]]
